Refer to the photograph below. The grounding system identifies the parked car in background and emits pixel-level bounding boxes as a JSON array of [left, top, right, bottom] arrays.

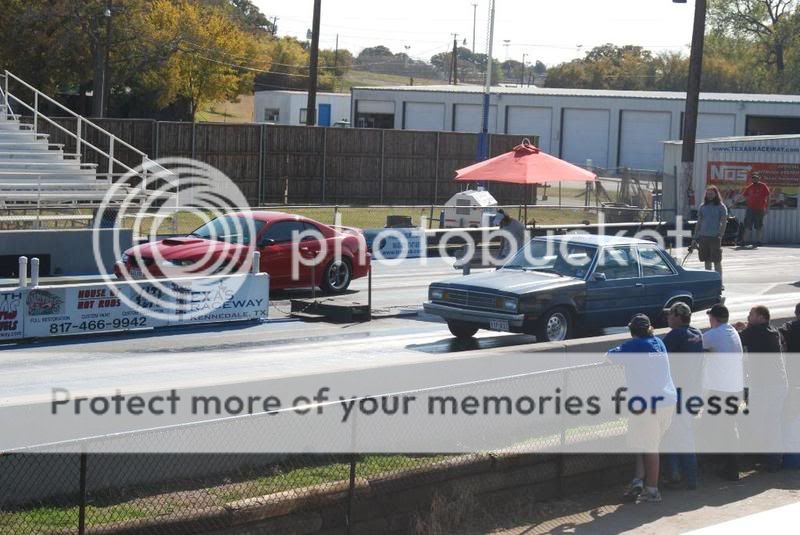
[[424, 235, 723, 342], [115, 212, 370, 293]]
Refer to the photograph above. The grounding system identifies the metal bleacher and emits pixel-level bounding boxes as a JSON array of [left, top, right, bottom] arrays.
[[0, 71, 172, 229]]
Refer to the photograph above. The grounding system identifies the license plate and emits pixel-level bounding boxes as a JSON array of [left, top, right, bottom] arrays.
[[489, 319, 510, 332]]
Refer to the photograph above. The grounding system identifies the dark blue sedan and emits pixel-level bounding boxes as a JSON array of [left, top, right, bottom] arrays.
[[424, 235, 723, 342]]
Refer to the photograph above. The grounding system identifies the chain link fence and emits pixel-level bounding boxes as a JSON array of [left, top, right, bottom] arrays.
[[0, 363, 631, 535]]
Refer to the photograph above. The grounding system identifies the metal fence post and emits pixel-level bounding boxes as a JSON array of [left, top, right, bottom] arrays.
[[76, 117, 82, 158], [322, 127, 327, 204], [434, 132, 441, 204], [379, 130, 385, 205], [258, 124, 265, 206], [346, 455, 357, 535], [78, 451, 88, 535]]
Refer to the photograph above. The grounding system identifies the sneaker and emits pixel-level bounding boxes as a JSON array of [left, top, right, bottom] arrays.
[[636, 489, 662, 504], [624, 479, 644, 501]]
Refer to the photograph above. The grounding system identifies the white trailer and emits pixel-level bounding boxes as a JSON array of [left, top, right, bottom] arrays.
[[442, 189, 498, 228], [663, 134, 800, 243]]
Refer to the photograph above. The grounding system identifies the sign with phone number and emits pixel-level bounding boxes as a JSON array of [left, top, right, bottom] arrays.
[[0, 274, 269, 341]]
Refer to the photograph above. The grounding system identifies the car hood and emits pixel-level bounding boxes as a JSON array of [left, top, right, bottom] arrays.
[[127, 237, 251, 260], [433, 269, 585, 296]]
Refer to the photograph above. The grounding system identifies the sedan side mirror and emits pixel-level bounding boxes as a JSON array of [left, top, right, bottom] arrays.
[[593, 272, 607, 282], [259, 238, 276, 247]]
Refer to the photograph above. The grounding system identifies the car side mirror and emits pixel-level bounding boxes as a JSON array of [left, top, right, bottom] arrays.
[[259, 238, 275, 247], [593, 272, 607, 282]]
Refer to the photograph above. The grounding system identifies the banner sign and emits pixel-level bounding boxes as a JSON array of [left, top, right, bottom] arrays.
[[364, 228, 426, 259], [0, 289, 25, 341], [2, 273, 268, 342], [707, 161, 800, 209]]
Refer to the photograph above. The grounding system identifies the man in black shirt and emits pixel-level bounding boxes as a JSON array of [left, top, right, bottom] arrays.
[[735, 305, 788, 471]]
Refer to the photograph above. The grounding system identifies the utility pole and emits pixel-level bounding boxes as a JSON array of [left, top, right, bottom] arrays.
[[471, 3, 478, 54], [521, 52, 527, 86], [92, 1, 112, 118], [271, 16, 279, 36], [333, 34, 339, 92], [478, 0, 496, 166], [679, 0, 706, 218], [101, 0, 112, 117], [306, 0, 322, 126], [451, 34, 459, 85]]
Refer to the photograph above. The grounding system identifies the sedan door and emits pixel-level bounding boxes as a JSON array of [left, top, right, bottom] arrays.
[[637, 245, 680, 322], [584, 245, 644, 327]]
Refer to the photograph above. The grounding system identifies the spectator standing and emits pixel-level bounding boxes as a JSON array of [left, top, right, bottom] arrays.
[[738, 172, 770, 247], [701, 304, 744, 481], [662, 302, 703, 490], [734, 305, 788, 471], [494, 209, 526, 260], [607, 314, 676, 504], [693, 186, 728, 277]]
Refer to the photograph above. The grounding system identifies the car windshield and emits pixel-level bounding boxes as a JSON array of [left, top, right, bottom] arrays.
[[190, 216, 264, 245], [502, 239, 597, 278]]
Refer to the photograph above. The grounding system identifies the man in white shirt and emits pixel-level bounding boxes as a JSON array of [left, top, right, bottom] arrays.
[[702, 304, 744, 481]]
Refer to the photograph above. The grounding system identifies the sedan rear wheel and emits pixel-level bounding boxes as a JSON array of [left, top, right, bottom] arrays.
[[321, 258, 352, 294], [536, 307, 572, 343], [447, 321, 479, 339]]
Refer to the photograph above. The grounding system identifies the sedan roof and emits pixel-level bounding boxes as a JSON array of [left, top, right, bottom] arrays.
[[535, 234, 655, 247]]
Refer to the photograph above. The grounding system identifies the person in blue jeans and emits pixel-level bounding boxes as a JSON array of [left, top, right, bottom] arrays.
[[607, 314, 677, 504], [661, 302, 703, 490]]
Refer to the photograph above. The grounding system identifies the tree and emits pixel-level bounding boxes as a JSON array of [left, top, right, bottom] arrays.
[[141, 0, 266, 120], [709, 0, 800, 90]]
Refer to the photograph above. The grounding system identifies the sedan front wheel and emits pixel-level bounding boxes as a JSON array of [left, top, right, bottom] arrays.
[[447, 321, 479, 339], [536, 307, 572, 343], [320, 258, 352, 294]]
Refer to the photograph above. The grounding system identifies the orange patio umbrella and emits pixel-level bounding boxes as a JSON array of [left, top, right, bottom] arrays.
[[454, 139, 596, 223], [454, 139, 596, 185]]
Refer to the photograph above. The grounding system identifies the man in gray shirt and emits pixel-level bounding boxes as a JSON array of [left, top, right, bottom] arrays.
[[693, 186, 728, 279], [494, 209, 526, 259]]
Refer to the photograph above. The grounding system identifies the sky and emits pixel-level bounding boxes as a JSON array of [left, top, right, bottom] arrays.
[[253, 0, 699, 67]]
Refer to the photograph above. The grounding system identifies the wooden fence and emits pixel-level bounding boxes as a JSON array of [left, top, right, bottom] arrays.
[[35, 118, 539, 205]]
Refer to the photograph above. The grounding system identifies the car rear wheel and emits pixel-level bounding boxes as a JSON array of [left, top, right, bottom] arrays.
[[536, 307, 572, 343], [447, 321, 479, 339], [321, 258, 352, 293]]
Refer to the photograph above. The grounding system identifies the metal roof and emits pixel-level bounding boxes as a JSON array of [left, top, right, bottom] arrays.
[[664, 133, 800, 145], [351, 84, 800, 104], [534, 234, 650, 246]]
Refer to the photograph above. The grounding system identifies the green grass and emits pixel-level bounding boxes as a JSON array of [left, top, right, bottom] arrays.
[[0, 455, 448, 533], [341, 71, 443, 90]]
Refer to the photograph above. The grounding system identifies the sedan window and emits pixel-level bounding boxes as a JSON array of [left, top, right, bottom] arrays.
[[639, 247, 675, 277], [596, 247, 639, 280], [503, 240, 597, 278]]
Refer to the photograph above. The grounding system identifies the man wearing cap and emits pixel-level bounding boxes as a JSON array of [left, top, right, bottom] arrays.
[[606, 314, 676, 504], [662, 302, 703, 490], [738, 172, 770, 247], [702, 304, 744, 481], [494, 209, 526, 260]]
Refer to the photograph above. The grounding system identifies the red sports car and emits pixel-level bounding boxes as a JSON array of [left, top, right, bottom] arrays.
[[115, 212, 370, 293]]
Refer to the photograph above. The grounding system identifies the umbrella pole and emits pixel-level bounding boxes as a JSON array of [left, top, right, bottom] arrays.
[[524, 184, 529, 225]]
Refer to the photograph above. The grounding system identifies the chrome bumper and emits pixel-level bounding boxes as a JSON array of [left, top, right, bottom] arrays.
[[423, 302, 526, 328]]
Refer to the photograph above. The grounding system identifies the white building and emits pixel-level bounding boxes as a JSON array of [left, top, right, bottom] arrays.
[[253, 90, 351, 127], [350, 85, 800, 171]]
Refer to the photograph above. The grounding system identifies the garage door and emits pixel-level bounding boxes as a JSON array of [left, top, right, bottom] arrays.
[[697, 113, 736, 140], [404, 102, 445, 131], [619, 110, 672, 170], [453, 104, 497, 133], [506, 106, 552, 153], [561, 109, 610, 168]]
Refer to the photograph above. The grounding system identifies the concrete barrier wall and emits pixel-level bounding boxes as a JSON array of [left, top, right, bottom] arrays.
[[0, 229, 132, 276]]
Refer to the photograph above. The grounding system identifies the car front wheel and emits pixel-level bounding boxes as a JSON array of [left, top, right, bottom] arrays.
[[536, 307, 572, 343], [447, 321, 479, 339], [320, 258, 352, 293]]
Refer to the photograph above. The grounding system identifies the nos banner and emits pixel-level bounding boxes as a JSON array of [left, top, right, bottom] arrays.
[[707, 161, 800, 209]]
